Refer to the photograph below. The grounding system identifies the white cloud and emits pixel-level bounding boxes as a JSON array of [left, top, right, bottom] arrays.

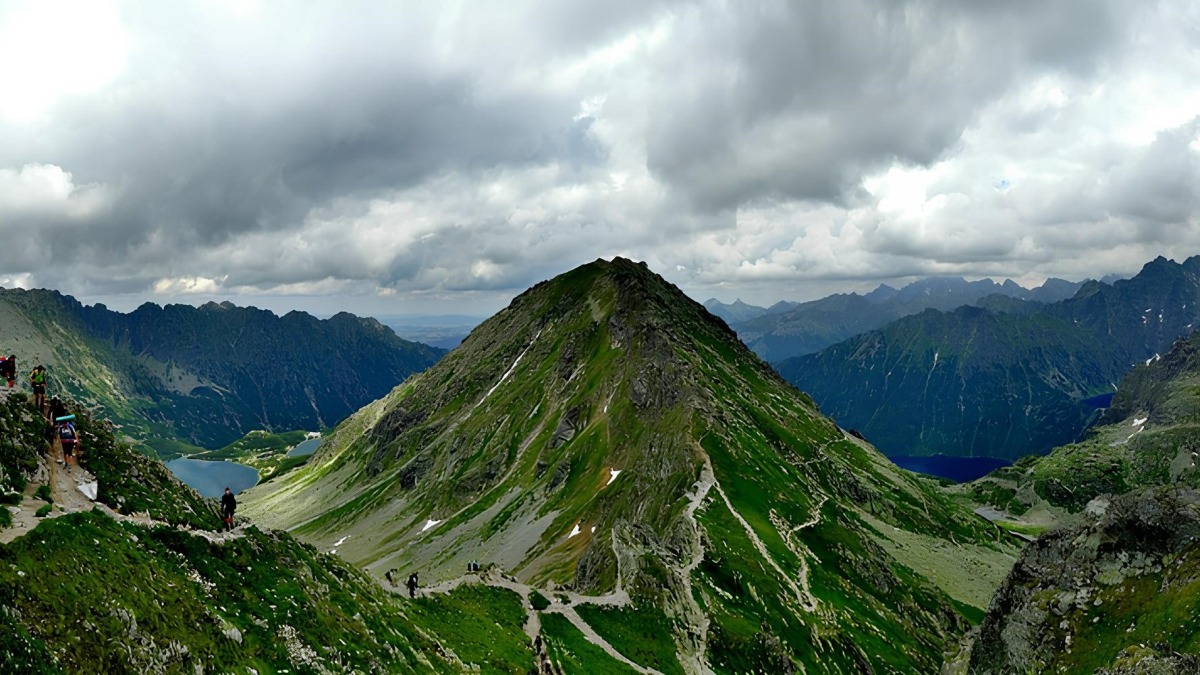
[[0, 0, 127, 122], [152, 276, 225, 295], [0, 0, 1197, 315], [0, 164, 112, 218]]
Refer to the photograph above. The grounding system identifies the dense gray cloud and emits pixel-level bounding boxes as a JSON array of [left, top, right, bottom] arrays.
[[0, 0, 1196, 315], [643, 0, 1125, 209]]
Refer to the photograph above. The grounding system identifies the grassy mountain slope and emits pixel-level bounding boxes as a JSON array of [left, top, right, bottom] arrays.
[[0, 289, 443, 453], [0, 394, 536, 673], [0, 511, 539, 674], [245, 258, 1018, 673]]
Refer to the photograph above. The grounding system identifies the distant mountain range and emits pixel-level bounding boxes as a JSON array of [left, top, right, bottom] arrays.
[[777, 256, 1200, 461], [707, 276, 1085, 362], [0, 289, 443, 452], [246, 257, 1016, 673]]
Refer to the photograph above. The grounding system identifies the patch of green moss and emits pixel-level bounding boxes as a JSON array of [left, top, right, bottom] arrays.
[[540, 613, 637, 674], [576, 604, 685, 675], [407, 584, 535, 673]]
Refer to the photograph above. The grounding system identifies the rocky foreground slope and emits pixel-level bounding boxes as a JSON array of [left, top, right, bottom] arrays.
[[246, 257, 1019, 673], [956, 487, 1200, 674]]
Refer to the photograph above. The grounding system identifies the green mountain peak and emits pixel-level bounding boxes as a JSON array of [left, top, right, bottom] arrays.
[[247, 258, 1017, 672]]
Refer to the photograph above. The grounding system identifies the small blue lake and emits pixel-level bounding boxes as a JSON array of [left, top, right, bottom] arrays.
[[286, 438, 323, 457], [167, 458, 259, 498], [889, 455, 1011, 483]]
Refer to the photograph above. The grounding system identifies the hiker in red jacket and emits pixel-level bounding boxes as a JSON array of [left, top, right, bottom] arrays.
[[0, 354, 15, 388]]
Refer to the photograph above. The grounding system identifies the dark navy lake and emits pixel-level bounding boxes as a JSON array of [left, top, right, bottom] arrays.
[[286, 438, 322, 457], [889, 455, 1011, 483], [167, 458, 259, 498]]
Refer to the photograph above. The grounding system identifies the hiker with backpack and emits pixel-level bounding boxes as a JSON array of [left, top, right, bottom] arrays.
[[30, 364, 46, 413], [406, 572, 419, 598], [221, 487, 237, 531], [57, 420, 79, 467], [48, 397, 67, 422]]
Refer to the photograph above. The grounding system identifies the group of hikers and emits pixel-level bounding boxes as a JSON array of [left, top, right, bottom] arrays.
[[0, 357, 81, 466], [3, 354, 438, 596], [385, 569, 421, 597]]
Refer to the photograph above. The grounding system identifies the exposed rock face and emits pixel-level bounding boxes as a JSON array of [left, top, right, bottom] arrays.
[[968, 488, 1200, 674]]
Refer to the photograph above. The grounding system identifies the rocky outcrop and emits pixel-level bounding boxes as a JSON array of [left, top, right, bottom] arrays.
[[968, 488, 1200, 674]]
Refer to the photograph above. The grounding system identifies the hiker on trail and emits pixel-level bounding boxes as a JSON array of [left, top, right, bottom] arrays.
[[30, 364, 46, 412], [406, 572, 419, 598], [0, 354, 14, 388], [48, 397, 67, 422], [221, 487, 237, 531], [57, 421, 78, 467]]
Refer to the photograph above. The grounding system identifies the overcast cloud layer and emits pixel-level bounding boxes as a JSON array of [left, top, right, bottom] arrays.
[[1, 0, 1198, 316]]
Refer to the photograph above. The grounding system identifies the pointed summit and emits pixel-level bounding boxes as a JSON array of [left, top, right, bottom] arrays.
[[245, 258, 1014, 672]]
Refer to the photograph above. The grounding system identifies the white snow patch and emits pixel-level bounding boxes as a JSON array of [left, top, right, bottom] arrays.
[[1128, 428, 1143, 441], [932, 351, 939, 368], [606, 469, 621, 486], [1145, 354, 1161, 366], [590, 526, 596, 533], [1145, 308, 1152, 313], [333, 536, 350, 546], [1133, 418, 1147, 427], [78, 481, 98, 501], [568, 523, 582, 538], [421, 519, 441, 532], [480, 330, 542, 404]]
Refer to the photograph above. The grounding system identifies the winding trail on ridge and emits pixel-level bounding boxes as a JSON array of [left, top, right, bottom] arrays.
[[677, 455, 717, 674], [711, 477, 819, 613]]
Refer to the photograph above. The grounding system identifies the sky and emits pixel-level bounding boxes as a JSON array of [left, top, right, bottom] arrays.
[[0, 0, 1198, 319]]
